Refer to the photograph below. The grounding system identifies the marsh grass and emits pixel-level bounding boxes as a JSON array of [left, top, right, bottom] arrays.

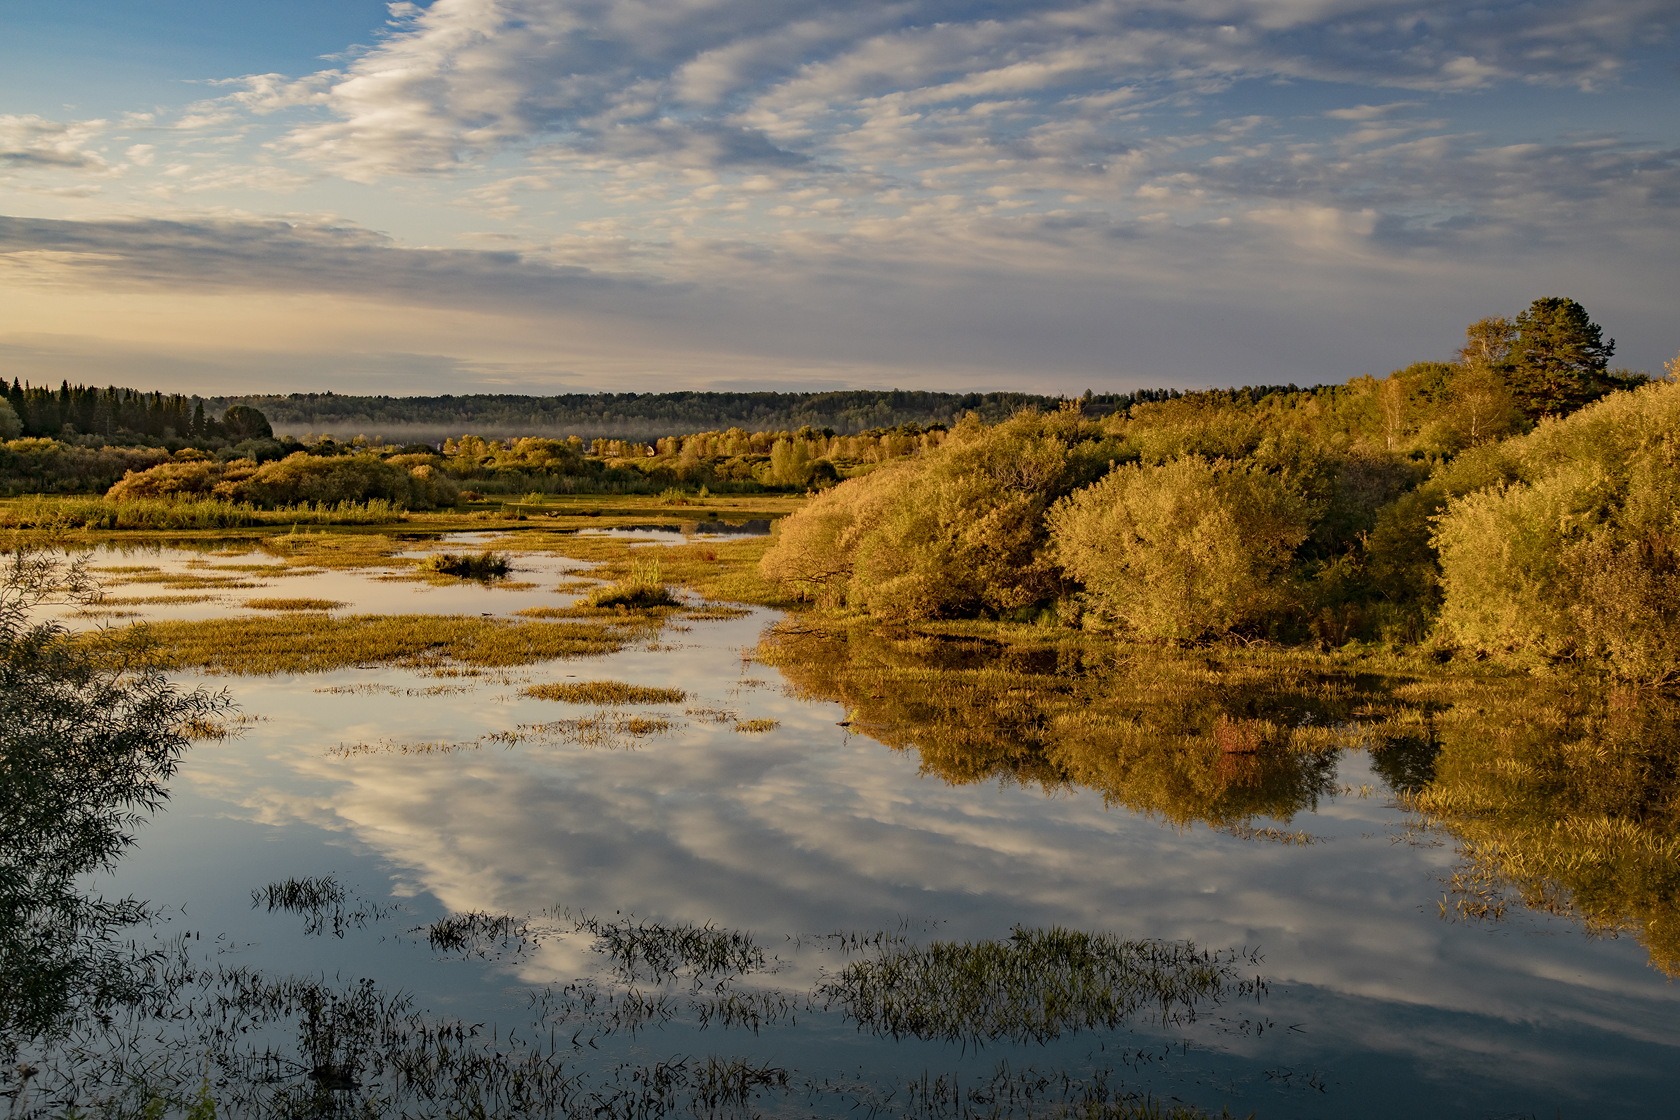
[[424, 911, 534, 957], [586, 555, 679, 609], [569, 913, 770, 983], [119, 613, 634, 674], [100, 593, 224, 605], [422, 551, 511, 579], [242, 597, 346, 611], [315, 682, 474, 697], [685, 705, 739, 724], [254, 876, 345, 912], [683, 604, 752, 621], [257, 532, 409, 570], [331, 712, 678, 756], [733, 718, 780, 733], [114, 572, 265, 590], [0, 496, 406, 531], [820, 927, 1263, 1044], [251, 877, 394, 940], [521, 680, 686, 704]]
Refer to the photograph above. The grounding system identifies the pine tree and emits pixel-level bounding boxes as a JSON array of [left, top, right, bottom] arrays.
[[1506, 297, 1616, 420]]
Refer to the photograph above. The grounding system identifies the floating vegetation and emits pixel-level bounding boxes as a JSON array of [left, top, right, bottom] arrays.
[[819, 927, 1264, 1044], [422, 550, 511, 579], [119, 613, 632, 674], [733, 718, 780, 733], [685, 705, 739, 724], [254, 876, 345, 912], [242, 597, 346, 611], [100, 593, 224, 605], [424, 911, 534, 957], [521, 680, 687, 705], [331, 712, 678, 756], [570, 913, 771, 984], [1220, 824, 1323, 845], [253, 876, 394, 938], [314, 682, 474, 697], [683, 604, 752, 621]]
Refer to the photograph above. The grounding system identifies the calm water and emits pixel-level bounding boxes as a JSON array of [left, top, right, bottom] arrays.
[[29, 535, 1680, 1116]]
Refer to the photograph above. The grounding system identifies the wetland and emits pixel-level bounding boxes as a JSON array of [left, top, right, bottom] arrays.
[[3, 492, 1679, 1119]]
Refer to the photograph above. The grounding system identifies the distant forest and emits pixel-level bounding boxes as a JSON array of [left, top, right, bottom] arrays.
[[199, 388, 1204, 442]]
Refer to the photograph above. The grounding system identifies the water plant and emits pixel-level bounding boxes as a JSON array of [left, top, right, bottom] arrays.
[[569, 913, 771, 983], [420, 550, 511, 579], [241, 597, 345, 611], [521, 680, 687, 704], [114, 612, 635, 674], [820, 927, 1263, 1044], [586, 555, 678, 609]]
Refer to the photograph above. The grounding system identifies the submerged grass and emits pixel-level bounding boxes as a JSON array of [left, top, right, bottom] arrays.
[[570, 913, 770, 983], [330, 712, 678, 756], [820, 927, 1263, 1044], [521, 680, 687, 705]]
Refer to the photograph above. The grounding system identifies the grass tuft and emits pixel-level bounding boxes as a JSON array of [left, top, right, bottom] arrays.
[[421, 551, 511, 579], [242, 597, 345, 611], [521, 680, 686, 704]]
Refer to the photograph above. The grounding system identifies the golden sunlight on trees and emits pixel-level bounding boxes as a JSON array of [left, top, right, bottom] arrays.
[[1048, 456, 1313, 641]]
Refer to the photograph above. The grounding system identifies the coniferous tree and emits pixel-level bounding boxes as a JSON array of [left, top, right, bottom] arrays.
[[1506, 297, 1617, 420]]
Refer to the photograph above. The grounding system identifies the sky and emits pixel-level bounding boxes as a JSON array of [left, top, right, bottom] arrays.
[[1, 0, 1676, 397]]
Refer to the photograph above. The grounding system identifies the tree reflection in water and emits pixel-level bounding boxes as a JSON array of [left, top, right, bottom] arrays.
[[762, 620, 1680, 974]]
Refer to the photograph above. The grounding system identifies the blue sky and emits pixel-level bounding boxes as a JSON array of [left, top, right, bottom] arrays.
[[1, 0, 1675, 396]]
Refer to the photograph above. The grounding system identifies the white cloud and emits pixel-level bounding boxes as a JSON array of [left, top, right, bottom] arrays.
[[0, 114, 110, 171]]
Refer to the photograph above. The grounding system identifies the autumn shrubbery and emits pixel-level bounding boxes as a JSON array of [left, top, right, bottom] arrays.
[[107, 451, 459, 510], [759, 300, 1679, 683]]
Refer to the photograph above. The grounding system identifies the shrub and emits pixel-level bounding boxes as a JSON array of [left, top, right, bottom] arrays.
[[1048, 456, 1314, 641], [105, 451, 457, 510], [760, 408, 1120, 619], [1434, 380, 1680, 680]]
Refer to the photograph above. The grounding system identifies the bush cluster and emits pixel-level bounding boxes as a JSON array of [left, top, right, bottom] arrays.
[[760, 302, 1677, 683]]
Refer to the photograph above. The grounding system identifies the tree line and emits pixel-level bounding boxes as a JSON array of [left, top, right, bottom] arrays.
[[759, 298, 1677, 683]]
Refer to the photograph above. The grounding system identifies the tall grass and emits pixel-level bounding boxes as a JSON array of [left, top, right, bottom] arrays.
[[0, 495, 406, 530], [587, 555, 679, 609]]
